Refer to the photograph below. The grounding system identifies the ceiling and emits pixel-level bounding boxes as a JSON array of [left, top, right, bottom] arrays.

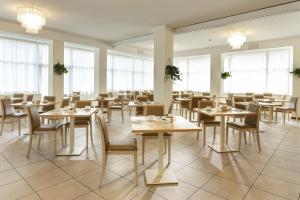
[[129, 11, 300, 52], [0, 0, 297, 43]]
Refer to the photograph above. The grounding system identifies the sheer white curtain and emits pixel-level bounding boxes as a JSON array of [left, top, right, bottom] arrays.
[[0, 36, 49, 95], [64, 46, 95, 98], [174, 55, 211, 92], [107, 53, 153, 91], [223, 47, 292, 95]]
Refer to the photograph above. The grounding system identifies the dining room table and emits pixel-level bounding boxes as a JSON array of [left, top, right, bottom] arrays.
[[131, 115, 201, 185], [39, 107, 97, 156], [196, 107, 255, 153]]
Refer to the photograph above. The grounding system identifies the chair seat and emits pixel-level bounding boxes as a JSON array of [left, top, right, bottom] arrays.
[[108, 138, 137, 151], [202, 120, 220, 125], [109, 105, 122, 109], [227, 122, 256, 129], [6, 112, 27, 118], [276, 107, 295, 111], [142, 132, 172, 137], [34, 124, 63, 132]]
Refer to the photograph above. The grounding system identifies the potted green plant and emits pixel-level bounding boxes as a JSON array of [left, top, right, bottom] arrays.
[[221, 72, 232, 80], [290, 67, 300, 78], [54, 61, 68, 75], [165, 58, 182, 81]]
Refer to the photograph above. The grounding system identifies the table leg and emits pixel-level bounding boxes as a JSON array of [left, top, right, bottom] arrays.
[[268, 106, 273, 122], [56, 117, 86, 156], [208, 116, 237, 153], [144, 132, 178, 185]]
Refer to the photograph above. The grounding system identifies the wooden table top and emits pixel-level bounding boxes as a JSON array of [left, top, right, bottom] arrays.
[[131, 116, 201, 133], [197, 108, 255, 117], [11, 102, 57, 107], [128, 101, 157, 107], [235, 102, 282, 107], [39, 108, 97, 117]]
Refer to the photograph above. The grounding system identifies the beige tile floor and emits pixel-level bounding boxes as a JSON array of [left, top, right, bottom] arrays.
[[0, 109, 300, 200]]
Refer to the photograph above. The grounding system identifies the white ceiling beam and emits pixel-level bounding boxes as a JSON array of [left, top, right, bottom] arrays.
[[111, 1, 300, 47], [174, 1, 300, 34]]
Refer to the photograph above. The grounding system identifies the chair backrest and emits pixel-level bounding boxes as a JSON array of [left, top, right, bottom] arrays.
[[226, 99, 233, 106], [25, 105, 41, 132], [227, 93, 234, 100], [136, 95, 148, 102], [288, 97, 298, 110], [198, 100, 213, 109], [13, 93, 24, 98], [71, 95, 80, 103], [191, 96, 207, 109], [245, 92, 253, 96], [198, 101, 215, 121], [72, 91, 81, 96], [245, 104, 261, 128], [75, 100, 91, 108], [263, 93, 272, 97], [143, 104, 164, 116], [172, 94, 179, 100], [254, 94, 264, 99], [0, 98, 14, 116], [43, 96, 56, 102], [99, 93, 109, 98], [25, 94, 34, 102], [245, 96, 254, 102], [202, 92, 210, 96], [146, 94, 154, 102], [61, 98, 70, 108], [181, 94, 190, 98], [97, 114, 109, 151], [233, 96, 245, 103]]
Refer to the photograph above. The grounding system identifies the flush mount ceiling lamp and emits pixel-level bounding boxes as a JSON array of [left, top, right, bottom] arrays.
[[227, 32, 247, 50], [17, 6, 46, 34]]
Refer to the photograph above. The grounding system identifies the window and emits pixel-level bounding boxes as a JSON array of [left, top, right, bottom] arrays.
[[64, 46, 95, 98], [107, 53, 153, 91], [0, 36, 48, 95], [223, 47, 293, 95], [174, 55, 211, 92]]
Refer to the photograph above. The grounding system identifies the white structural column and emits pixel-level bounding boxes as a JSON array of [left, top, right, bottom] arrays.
[[49, 40, 64, 100], [94, 47, 107, 95], [293, 45, 300, 119], [153, 26, 173, 111], [211, 53, 222, 96]]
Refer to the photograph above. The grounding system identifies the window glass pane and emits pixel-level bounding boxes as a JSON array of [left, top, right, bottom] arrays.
[[64, 46, 95, 98], [107, 53, 153, 91], [0, 37, 49, 95], [223, 47, 292, 95], [174, 55, 210, 92]]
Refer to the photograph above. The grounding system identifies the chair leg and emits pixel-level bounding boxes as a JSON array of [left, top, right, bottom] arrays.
[[86, 127, 89, 149], [142, 137, 145, 164], [121, 110, 124, 122], [244, 131, 247, 144], [203, 126, 206, 146], [164, 138, 167, 154], [283, 112, 286, 124], [238, 131, 242, 151], [38, 134, 42, 149], [213, 126, 216, 141], [54, 131, 57, 155], [226, 126, 229, 145], [275, 110, 278, 121], [27, 134, 33, 158], [60, 128, 64, 147], [197, 114, 200, 140], [256, 131, 261, 152], [168, 137, 171, 164], [90, 122, 93, 142], [0, 118, 4, 136], [134, 152, 138, 186], [18, 118, 21, 136]]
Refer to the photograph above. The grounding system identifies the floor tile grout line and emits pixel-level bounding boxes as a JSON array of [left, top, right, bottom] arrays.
[[241, 123, 291, 200], [0, 150, 44, 200]]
